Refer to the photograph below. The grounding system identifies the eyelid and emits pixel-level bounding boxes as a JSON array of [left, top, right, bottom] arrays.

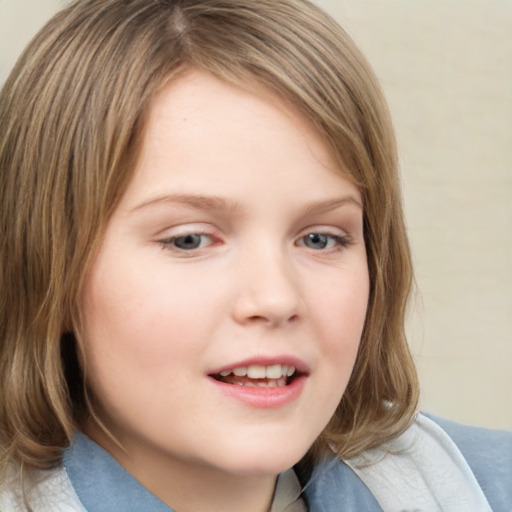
[[154, 221, 216, 237], [296, 224, 349, 238]]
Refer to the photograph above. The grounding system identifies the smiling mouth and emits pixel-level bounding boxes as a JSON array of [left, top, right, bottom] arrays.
[[210, 364, 298, 388]]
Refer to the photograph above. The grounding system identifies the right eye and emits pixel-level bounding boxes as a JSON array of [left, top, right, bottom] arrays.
[[159, 233, 214, 252]]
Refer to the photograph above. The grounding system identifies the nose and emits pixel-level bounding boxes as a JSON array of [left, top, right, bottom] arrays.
[[231, 246, 303, 327]]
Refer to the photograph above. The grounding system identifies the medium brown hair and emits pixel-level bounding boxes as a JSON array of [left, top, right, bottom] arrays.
[[0, 0, 418, 476]]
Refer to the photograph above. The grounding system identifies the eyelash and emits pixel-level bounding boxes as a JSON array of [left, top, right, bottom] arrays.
[[158, 231, 351, 255], [159, 232, 215, 254], [296, 233, 352, 251]]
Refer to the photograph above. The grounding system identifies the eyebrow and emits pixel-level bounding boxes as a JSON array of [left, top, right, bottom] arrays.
[[130, 193, 362, 215], [130, 193, 243, 214], [298, 196, 363, 216]]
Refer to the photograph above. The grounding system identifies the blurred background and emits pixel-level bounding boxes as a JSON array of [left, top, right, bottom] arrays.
[[1, 0, 511, 429]]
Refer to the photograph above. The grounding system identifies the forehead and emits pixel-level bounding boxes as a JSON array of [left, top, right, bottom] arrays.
[[146, 69, 328, 155], [122, 69, 358, 206]]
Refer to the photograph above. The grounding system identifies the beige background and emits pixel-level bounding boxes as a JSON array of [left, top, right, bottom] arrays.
[[1, 0, 511, 429]]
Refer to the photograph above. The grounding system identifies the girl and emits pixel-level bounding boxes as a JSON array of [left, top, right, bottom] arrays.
[[1, 1, 510, 511]]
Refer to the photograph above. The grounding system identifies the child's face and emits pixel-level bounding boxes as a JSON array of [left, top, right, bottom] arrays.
[[80, 70, 369, 480]]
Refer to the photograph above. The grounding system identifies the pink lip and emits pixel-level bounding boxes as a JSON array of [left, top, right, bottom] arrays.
[[207, 355, 309, 409], [209, 375, 306, 408]]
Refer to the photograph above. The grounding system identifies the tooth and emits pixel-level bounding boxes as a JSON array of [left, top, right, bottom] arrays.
[[233, 367, 248, 377], [267, 380, 277, 387], [266, 364, 282, 379], [219, 370, 231, 377], [287, 366, 295, 377], [247, 365, 266, 379]]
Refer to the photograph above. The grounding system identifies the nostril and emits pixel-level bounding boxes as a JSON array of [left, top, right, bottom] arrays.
[[247, 312, 299, 327]]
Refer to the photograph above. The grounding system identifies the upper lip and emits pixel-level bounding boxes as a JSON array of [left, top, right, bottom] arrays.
[[208, 355, 310, 376]]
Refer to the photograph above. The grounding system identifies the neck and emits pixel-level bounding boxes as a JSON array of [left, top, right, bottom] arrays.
[[142, 463, 276, 512], [85, 424, 277, 512]]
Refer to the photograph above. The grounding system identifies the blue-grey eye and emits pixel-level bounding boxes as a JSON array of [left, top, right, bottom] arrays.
[[303, 233, 330, 249], [172, 233, 206, 250]]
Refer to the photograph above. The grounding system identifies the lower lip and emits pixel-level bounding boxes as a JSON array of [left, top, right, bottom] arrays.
[[209, 375, 307, 408]]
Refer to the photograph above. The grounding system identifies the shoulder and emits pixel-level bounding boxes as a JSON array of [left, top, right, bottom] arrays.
[[303, 413, 512, 512], [427, 413, 512, 510], [0, 465, 86, 512]]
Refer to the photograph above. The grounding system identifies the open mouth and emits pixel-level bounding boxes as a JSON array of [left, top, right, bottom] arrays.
[[210, 364, 299, 388]]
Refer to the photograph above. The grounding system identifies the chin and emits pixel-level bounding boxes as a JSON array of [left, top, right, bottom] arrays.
[[212, 440, 312, 477]]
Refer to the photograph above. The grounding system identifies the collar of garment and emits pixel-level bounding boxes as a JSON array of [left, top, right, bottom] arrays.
[[303, 413, 494, 512], [2, 413, 501, 512], [64, 433, 305, 512]]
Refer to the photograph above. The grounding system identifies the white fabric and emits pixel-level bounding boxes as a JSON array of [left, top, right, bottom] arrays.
[[270, 468, 307, 512], [0, 465, 86, 512], [345, 414, 493, 512]]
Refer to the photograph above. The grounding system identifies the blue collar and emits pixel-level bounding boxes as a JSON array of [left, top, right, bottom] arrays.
[[64, 432, 310, 512], [63, 433, 174, 512]]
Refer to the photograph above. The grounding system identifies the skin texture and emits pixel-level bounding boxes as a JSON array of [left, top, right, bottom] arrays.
[[80, 69, 370, 512]]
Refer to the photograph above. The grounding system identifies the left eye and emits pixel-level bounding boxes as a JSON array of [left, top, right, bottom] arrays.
[[298, 233, 347, 250], [162, 233, 213, 251]]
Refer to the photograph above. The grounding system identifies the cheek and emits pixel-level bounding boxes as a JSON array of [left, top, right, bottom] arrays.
[[78, 266, 206, 421], [311, 266, 370, 379], [79, 252, 226, 382], [314, 267, 370, 338]]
